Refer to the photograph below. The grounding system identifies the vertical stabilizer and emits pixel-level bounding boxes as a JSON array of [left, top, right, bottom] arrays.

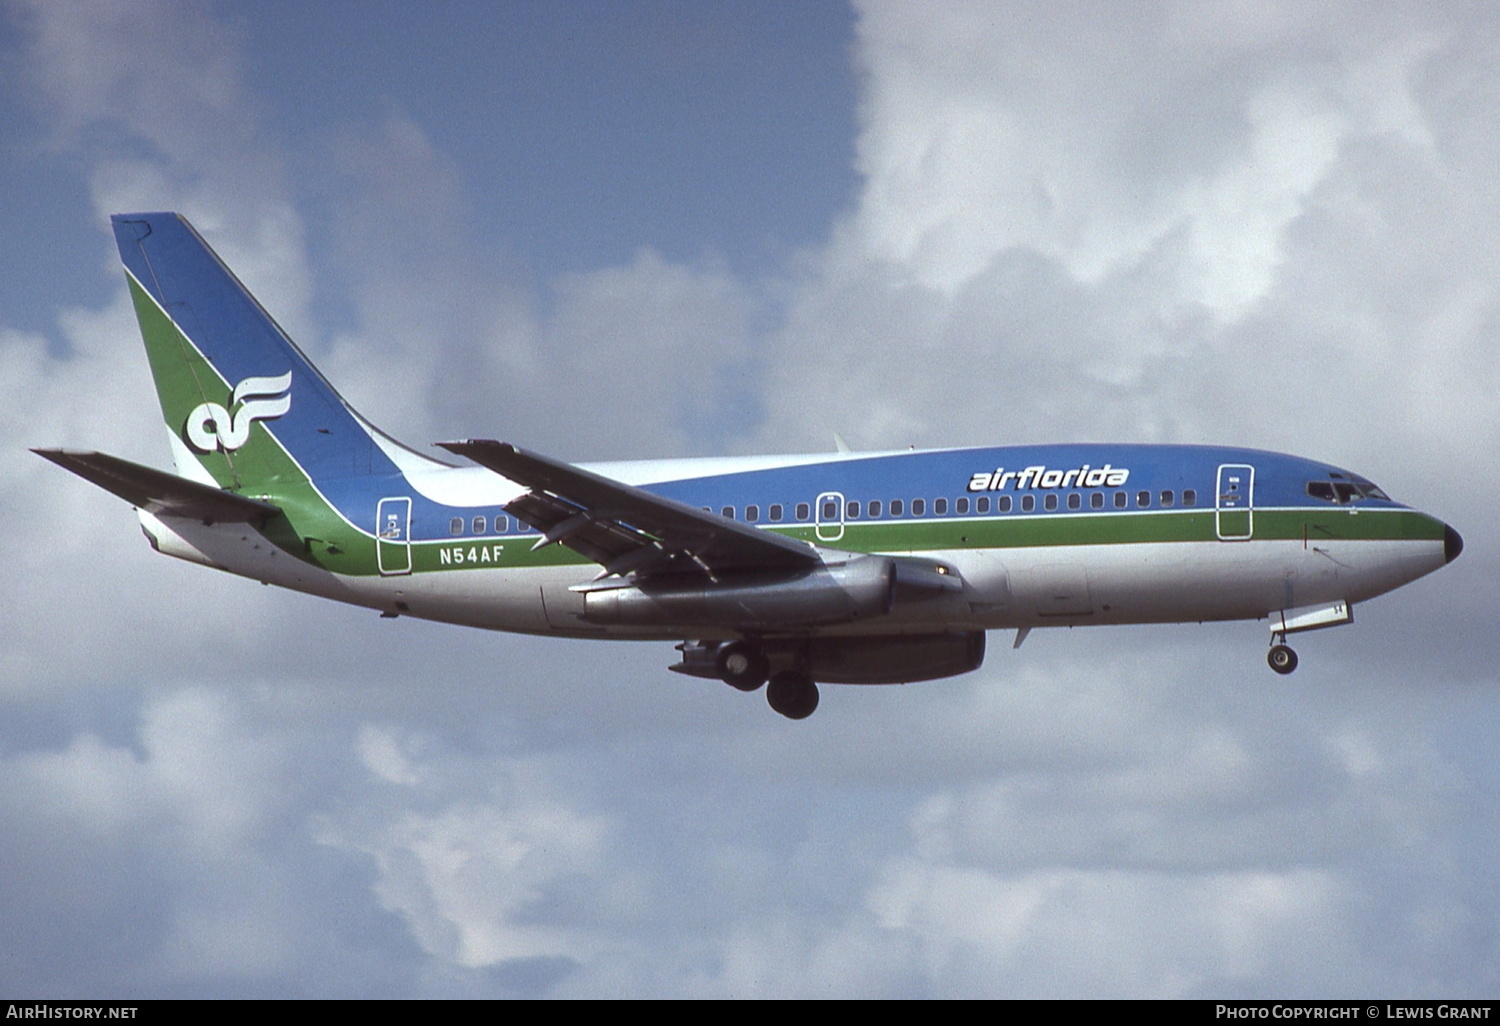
[[112, 213, 386, 492]]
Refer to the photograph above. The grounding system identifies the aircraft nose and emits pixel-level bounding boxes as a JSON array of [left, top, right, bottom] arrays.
[[1444, 523, 1464, 564]]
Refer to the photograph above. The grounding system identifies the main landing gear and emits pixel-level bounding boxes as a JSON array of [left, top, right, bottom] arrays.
[[1267, 636, 1298, 675], [712, 641, 820, 720], [715, 641, 770, 692], [765, 670, 820, 720]]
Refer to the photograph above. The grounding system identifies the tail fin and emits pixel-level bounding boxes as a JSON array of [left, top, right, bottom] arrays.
[[113, 213, 385, 492]]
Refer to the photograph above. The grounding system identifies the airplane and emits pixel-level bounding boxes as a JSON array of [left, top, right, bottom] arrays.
[[35, 213, 1463, 719]]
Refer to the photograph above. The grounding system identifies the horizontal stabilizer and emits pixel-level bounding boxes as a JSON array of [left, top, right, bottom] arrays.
[[33, 448, 280, 524]]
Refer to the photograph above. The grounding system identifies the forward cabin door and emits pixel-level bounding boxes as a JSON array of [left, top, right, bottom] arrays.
[[1215, 464, 1254, 540]]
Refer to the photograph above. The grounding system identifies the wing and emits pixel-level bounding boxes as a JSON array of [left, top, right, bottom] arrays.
[[34, 448, 280, 525], [437, 440, 821, 580]]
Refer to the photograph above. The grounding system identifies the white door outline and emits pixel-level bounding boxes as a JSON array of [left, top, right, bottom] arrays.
[[1215, 464, 1254, 541], [376, 496, 413, 575], [815, 491, 845, 542]]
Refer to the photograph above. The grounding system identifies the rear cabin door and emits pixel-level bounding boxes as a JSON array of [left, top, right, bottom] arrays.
[[376, 496, 413, 575]]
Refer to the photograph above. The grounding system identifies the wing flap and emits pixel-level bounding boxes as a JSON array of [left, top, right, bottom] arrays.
[[437, 439, 820, 578], [34, 448, 280, 524]]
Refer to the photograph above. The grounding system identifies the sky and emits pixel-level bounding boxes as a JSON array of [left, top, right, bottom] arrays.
[[1, 0, 1497, 999]]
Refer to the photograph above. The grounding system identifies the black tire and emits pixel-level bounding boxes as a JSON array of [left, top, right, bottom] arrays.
[[766, 671, 820, 720], [716, 642, 769, 692], [1267, 644, 1298, 675]]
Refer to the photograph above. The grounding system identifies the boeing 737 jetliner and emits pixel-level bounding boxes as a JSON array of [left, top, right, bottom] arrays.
[[36, 214, 1463, 718]]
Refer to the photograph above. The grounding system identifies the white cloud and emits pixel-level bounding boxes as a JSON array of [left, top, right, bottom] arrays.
[[866, 861, 1354, 996], [846, 1, 1444, 312], [320, 738, 610, 970], [0, 686, 354, 991]]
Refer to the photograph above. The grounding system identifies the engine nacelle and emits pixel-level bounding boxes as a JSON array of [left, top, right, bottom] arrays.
[[801, 630, 986, 683], [582, 555, 896, 629], [672, 631, 987, 685]]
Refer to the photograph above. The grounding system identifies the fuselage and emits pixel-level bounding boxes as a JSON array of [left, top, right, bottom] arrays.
[[139, 439, 1454, 642]]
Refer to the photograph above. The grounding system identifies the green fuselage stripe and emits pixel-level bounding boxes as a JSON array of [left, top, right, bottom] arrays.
[[393, 506, 1440, 577]]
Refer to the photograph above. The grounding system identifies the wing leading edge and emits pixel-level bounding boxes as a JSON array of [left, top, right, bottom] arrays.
[[437, 439, 822, 580]]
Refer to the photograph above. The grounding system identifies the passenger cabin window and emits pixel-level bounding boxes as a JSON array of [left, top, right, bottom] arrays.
[[1114, 492, 1127, 508], [890, 499, 904, 516], [934, 498, 948, 515], [822, 499, 838, 519], [721, 506, 734, 519], [1067, 493, 1081, 510], [450, 517, 464, 536], [1020, 495, 1034, 512], [473, 516, 486, 534], [978, 496, 992, 513], [1160, 490, 1174, 508], [1183, 489, 1197, 507], [796, 503, 811, 521], [1091, 492, 1105, 509], [912, 498, 926, 516], [770, 504, 784, 522], [868, 499, 882, 518], [1137, 491, 1151, 507], [846, 500, 860, 519], [746, 505, 760, 522], [956, 497, 969, 514], [1044, 494, 1058, 511], [496, 516, 509, 533]]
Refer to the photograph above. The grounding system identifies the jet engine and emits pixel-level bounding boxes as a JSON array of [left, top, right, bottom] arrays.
[[673, 630, 987, 685], [582, 554, 898, 629]]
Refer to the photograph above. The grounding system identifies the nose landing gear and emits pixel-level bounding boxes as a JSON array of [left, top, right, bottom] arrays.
[[1263, 601, 1353, 676], [1267, 636, 1298, 675]]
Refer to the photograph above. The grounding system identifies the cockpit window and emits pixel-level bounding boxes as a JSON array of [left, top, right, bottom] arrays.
[[1307, 477, 1390, 504]]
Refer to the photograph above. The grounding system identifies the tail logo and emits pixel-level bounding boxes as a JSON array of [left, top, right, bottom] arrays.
[[185, 372, 292, 452]]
